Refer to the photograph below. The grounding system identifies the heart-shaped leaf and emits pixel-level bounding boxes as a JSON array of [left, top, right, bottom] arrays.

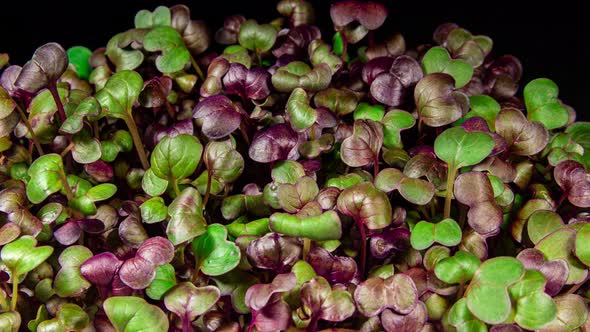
[[536, 228, 588, 284], [524, 78, 569, 130], [301, 276, 355, 323], [0, 186, 43, 236], [140, 197, 168, 224], [460, 95, 500, 129], [375, 168, 435, 205], [60, 97, 101, 134], [369, 55, 423, 107], [381, 303, 428, 332], [435, 126, 494, 171], [1, 235, 53, 277], [337, 182, 392, 230], [341, 119, 383, 168], [245, 273, 296, 332], [269, 210, 342, 241], [146, 264, 176, 300], [54, 245, 93, 297], [454, 171, 503, 236], [381, 109, 415, 149], [26, 154, 67, 204], [415, 73, 469, 127], [330, 1, 387, 30], [193, 95, 242, 139], [421, 46, 473, 88], [167, 187, 207, 245], [540, 294, 588, 331], [307, 247, 357, 284], [191, 224, 240, 276], [144, 26, 190, 74], [495, 108, 549, 156], [554, 160, 590, 208], [95, 70, 143, 120], [238, 19, 277, 52], [14, 42, 68, 93], [410, 218, 462, 250], [80, 252, 123, 287], [248, 123, 299, 163], [164, 282, 220, 323], [514, 291, 556, 330], [286, 87, 317, 132], [314, 88, 359, 116], [245, 232, 301, 272], [271, 61, 332, 92], [354, 274, 418, 317], [434, 251, 480, 284], [135, 5, 171, 28], [103, 296, 169, 332]]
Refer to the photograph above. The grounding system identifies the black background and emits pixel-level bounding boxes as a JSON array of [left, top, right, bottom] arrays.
[[0, 0, 587, 118]]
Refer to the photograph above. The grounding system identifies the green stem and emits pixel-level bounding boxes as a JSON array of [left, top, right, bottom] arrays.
[[190, 55, 205, 81], [60, 171, 74, 201], [0, 285, 9, 311], [303, 238, 311, 260], [60, 142, 75, 158], [15, 104, 44, 155], [124, 117, 150, 170], [444, 167, 457, 219], [203, 171, 212, 208], [10, 276, 18, 311], [172, 179, 181, 197]]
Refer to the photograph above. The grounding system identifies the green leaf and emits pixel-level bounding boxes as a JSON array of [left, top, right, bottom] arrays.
[[164, 282, 220, 322], [60, 97, 101, 134], [508, 269, 546, 300], [536, 228, 588, 284], [66, 46, 92, 80], [462, 95, 500, 129], [575, 223, 590, 266], [72, 130, 102, 164], [191, 224, 240, 276], [524, 78, 569, 130], [286, 88, 317, 132], [434, 127, 494, 170], [151, 134, 202, 180], [144, 26, 190, 73], [103, 296, 169, 332], [434, 251, 480, 284], [514, 291, 556, 330], [269, 210, 342, 241], [167, 187, 207, 245], [466, 283, 511, 324], [146, 264, 176, 300], [54, 245, 93, 297], [105, 31, 145, 71], [353, 103, 385, 122], [410, 219, 462, 250], [238, 19, 277, 52], [473, 256, 524, 286], [37, 319, 64, 332], [26, 154, 66, 204], [142, 168, 169, 197], [271, 160, 306, 184], [140, 197, 168, 224], [0, 311, 20, 332], [422, 46, 473, 88], [135, 6, 171, 28], [381, 109, 415, 149], [204, 139, 244, 184], [86, 183, 117, 201], [1, 236, 53, 277], [212, 270, 259, 314], [57, 304, 90, 331], [95, 70, 143, 120]]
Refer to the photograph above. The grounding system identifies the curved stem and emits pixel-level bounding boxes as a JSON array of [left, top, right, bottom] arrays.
[[355, 218, 367, 277], [60, 142, 75, 158], [124, 117, 150, 170], [10, 276, 18, 311], [0, 286, 8, 312], [172, 178, 181, 197], [203, 171, 212, 208], [341, 35, 348, 61], [444, 167, 457, 219], [307, 315, 320, 332], [182, 314, 193, 332], [373, 153, 380, 178], [48, 82, 67, 123], [190, 55, 205, 81], [15, 104, 44, 155], [303, 238, 311, 260], [60, 171, 74, 201]]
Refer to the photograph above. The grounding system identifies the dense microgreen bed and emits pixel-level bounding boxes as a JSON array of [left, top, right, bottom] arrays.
[[0, 1, 589, 331]]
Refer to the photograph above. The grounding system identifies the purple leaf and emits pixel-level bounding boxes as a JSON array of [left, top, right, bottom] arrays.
[[136, 236, 175, 266], [370, 56, 423, 107], [370, 227, 411, 259], [80, 252, 123, 287], [193, 95, 242, 139], [381, 302, 427, 332], [84, 160, 114, 183], [307, 247, 357, 284], [246, 233, 301, 273], [245, 273, 297, 332], [354, 274, 418, 317], [249, 123, 300, 163], [119, 256, 157, 290], [330, 1, 387, 30], [554, 160, 590, 207], [54, 221, 82, 245]]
